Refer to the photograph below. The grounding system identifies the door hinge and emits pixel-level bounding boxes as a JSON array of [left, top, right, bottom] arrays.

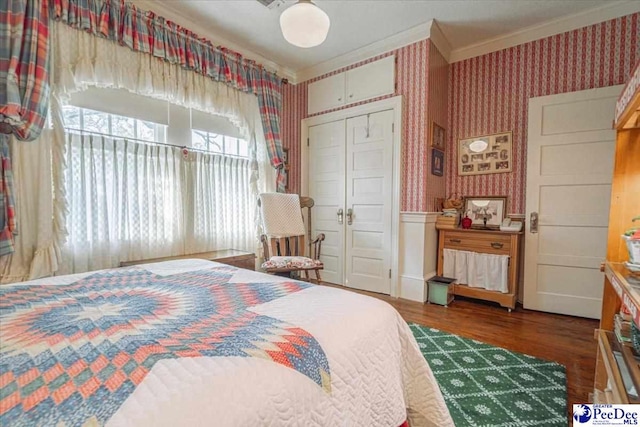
[[392, 123, 395, 133], [307, 137, 310, 147], [388, 269, 392, 279]]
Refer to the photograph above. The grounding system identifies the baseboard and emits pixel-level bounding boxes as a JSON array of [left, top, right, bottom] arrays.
[[400, 274, 428, 302]]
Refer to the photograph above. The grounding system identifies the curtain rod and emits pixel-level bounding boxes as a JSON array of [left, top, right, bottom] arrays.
[[66, 128, 250, 159]]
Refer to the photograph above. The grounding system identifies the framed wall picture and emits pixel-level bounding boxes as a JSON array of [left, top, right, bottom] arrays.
[[283, 147, 289, 164], [431, 148, 444, 176], [431, 122, 446, 150], [463, 196, 507, 229], [458, 131, 512, 176]]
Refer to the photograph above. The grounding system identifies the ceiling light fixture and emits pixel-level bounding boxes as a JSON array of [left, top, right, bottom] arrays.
[[280, 0, 330, 48]]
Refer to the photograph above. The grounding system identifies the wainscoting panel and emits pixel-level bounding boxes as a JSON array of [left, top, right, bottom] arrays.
[[399, 212, 439, 301]]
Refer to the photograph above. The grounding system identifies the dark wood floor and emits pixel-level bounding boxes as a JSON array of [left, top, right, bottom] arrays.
[[321, 284, 599, 408]]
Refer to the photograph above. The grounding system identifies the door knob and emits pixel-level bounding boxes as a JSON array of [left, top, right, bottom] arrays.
[[530, 212, 538, 233], [346, 208, 353, 225], [337, 208, 344, 224]]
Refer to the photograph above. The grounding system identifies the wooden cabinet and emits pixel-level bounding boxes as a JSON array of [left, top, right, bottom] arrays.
[[120, 249, 256, 270], [437, 228, 522, 310], [593, 64, 640, 404], [307, 56, 395, 115]]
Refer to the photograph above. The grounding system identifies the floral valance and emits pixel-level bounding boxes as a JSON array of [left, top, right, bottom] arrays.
[[50, 0, 286, 190]]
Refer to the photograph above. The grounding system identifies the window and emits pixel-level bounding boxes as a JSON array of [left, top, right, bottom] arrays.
[[59, 90, 259, 274], [191, 130, 249, 157], [62, 105, 166, 143]]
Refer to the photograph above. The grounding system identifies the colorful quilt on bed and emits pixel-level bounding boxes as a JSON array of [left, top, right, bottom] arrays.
[[0, 266, 331, 427]]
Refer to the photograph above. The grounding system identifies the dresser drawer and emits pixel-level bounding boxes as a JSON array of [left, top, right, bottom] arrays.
[[442, 231, 511, 255]]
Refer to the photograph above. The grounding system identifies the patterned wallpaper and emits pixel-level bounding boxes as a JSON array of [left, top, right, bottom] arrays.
[[282, 40, 435, 212], [446, 13, 640, 214], [425, 42, 449, 210], [281, 82, 306, 196]]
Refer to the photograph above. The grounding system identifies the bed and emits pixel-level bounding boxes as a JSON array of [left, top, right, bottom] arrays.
[[0, 259, 453, 427]]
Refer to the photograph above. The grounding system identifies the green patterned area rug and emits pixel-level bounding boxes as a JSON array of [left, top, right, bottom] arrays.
[[410, 324, 567, 427]]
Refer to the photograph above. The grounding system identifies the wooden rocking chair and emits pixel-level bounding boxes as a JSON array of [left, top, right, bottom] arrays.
[[259, 194, 325, 283]]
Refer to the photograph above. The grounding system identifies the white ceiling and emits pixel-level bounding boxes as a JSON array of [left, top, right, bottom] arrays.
[[152, 0, 621, 73]]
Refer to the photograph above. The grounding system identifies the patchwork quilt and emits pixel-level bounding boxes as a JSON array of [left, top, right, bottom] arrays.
[[0, 259, 453, 427]]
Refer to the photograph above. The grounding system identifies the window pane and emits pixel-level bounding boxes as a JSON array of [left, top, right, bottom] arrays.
[[224, 137, 239, 156], [137, 120, 156, 142], [63, 105, 81, 129], [208, 134, 223, 154], [238, 139, 249, 158], [82, 109, 109, 134], [192, 130, 208, 150], [112, 114, 135, 138]]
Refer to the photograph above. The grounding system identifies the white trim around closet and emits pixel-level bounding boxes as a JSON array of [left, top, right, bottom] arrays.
[[300, 96, 403, 297]]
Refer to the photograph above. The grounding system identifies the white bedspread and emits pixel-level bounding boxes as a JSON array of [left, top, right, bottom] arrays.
[[3, 259, 453, 427]]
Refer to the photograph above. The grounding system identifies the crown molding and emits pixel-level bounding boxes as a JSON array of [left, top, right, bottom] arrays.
[[131, 0, 297, 82], [449, 0, 640, 63], [295, 21, 433, 83], [428, 19, 452, 63]]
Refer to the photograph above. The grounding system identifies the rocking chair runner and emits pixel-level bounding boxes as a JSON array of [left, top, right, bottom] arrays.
[[259, 193, 325, 283]]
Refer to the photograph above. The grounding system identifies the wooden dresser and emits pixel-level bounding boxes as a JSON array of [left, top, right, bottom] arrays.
[[120, 249, 256, 270], [437, 228, 523, 310]]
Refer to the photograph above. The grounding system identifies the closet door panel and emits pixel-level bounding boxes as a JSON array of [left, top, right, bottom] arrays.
[[345, 110, 394, 294], [308, 120, 346, 285]]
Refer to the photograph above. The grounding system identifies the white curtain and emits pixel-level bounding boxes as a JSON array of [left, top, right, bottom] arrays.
[[443, 248, 509, 293], [60, 133, 184, 273], [0, 129, 61, 283], [60, 133, 256, 274], [186, 153, 254, 254]]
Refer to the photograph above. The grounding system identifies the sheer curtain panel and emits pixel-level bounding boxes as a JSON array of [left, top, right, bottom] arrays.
[[186, 153, 254, 254], [61, 133, 184, 274]]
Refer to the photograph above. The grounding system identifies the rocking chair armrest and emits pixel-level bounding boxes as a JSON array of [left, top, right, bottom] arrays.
[[311, 233, 325, 260]]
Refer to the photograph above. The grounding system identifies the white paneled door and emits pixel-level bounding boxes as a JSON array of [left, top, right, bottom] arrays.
[[345, 110, 394, 294], [309, 120, 346, 286], [308, 110, 394, 294], [524, 85, 622, 319]]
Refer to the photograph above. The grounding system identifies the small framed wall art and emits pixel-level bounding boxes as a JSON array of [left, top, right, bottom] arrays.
[[458, 131, 512, 176], [431, 148, 444, 176], [431, 122, 446, 150]]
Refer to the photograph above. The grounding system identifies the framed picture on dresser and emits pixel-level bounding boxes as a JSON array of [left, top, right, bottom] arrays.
[[463, 196, 507, 229]]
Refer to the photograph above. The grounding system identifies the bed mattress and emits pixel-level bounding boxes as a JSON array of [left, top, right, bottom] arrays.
[[0, 259, 452, 426]]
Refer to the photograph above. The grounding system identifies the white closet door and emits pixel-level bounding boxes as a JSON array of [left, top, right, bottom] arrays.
[[308, 120, 346, 285], [345, 110, 394, 294]]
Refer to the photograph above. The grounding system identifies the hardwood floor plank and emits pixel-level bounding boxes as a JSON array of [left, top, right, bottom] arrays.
[[321, 283, 598, 411]]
